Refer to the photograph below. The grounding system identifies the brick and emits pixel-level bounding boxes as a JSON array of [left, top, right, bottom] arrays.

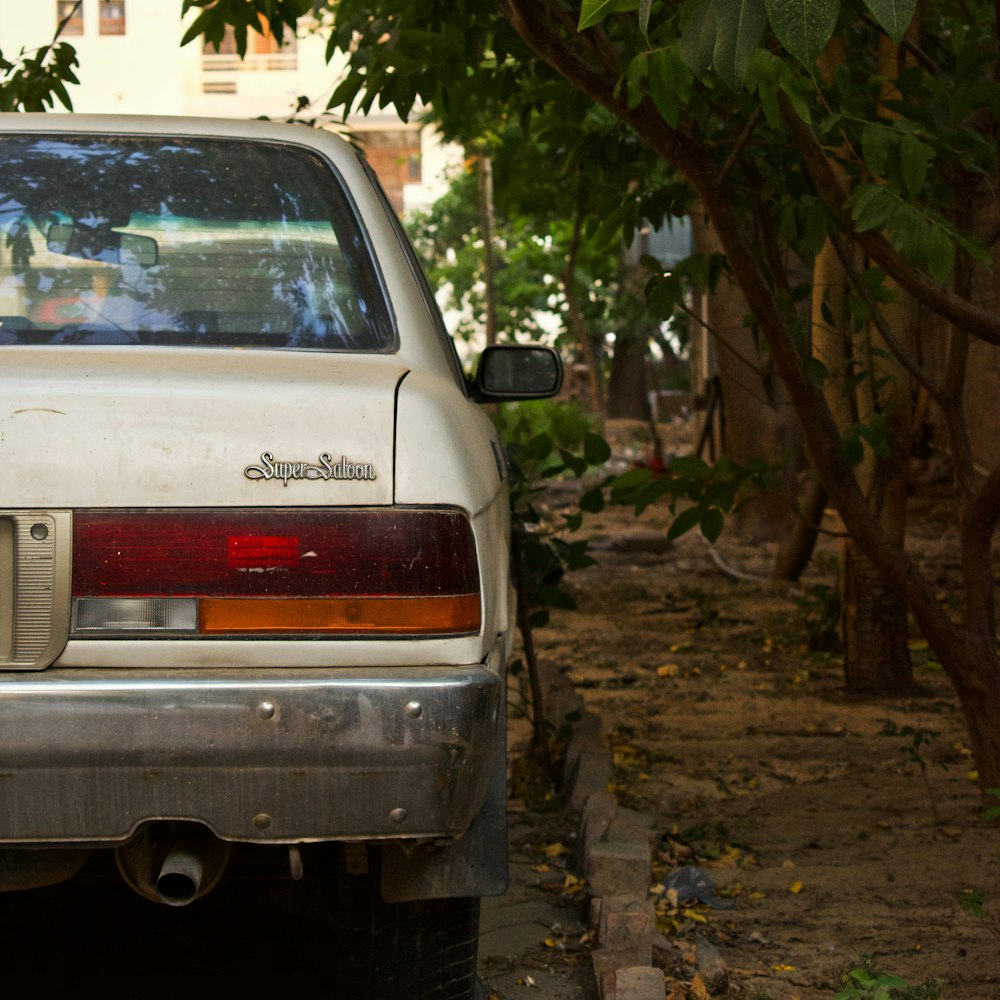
[[574, 790, 616, 872], [591, 948, 646, 1000], [598, 895, 654, 961], [567, 744, 614, 812], [614, 965, 666, 1000], [607, 803, 656, 847], [587, 839, 651, 898]]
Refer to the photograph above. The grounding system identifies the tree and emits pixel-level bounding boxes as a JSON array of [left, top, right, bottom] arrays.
[[177, 0, 1000, 789], [11, 0, 1000, 790]]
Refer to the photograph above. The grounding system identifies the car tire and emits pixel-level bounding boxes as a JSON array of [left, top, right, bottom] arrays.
[[334, 851, 481, 1000]]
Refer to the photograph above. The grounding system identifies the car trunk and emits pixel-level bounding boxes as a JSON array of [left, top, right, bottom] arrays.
[[0, 347, 404, 508]]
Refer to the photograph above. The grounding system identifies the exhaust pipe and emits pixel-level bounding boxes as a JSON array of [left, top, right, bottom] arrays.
[[154, 841, 206, 907], [116, 822, 230, 906]]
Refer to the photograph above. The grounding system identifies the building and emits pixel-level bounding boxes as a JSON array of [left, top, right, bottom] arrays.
[[2, 0, 456, 214]]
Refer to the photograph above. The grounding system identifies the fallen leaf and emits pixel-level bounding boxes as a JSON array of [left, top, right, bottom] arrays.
[[542, 841, 568, 857], [531, 864, 551, 873], [690, 972, 712, 1000], [772, 963, 796, 971], [789, 881, 804, 894], [657, 663, 680, 677]]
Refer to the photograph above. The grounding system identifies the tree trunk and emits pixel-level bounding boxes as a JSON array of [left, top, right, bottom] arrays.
[[770, 472, 827, 582], [840, 541, 916, 694], [605, 331, 649, 419], [690, 211, 802, 541], [476, 152, 498, 347], [561, 195, 604, 415]]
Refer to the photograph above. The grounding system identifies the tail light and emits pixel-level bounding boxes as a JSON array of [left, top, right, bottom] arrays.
[[71, 509, 481, 637]]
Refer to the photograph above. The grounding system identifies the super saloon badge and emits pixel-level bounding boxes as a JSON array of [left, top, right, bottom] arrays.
[[244, 451, 377, 486]]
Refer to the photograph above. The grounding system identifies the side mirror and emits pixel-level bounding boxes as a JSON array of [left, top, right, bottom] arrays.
[[472, 345, 564, 402], [47, 223, 158, 267]]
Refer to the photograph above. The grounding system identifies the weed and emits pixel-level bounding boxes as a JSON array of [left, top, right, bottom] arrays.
[[679, 586, 720, 628], [833, 956, 941, 998], [880, 720, 942, 824], [794, 583, 841, 652], [958, 791, 1000, 944]]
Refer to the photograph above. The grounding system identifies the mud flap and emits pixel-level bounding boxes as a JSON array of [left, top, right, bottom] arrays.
[[379, 730, 508, 902]]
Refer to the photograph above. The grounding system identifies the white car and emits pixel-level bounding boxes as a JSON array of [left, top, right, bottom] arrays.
[[0, 114, 561, 999]]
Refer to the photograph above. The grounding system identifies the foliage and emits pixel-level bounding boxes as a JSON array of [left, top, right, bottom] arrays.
[[580, 0, 917, 82], [794, 584, 842, 653], [404, 161, 621, 351], [610, 454, 780, 543], [493, 400, 609, 627], [833, 956, 941, 999], [986, 786, 1000, 823], [880, 720, 943, 822], [0, 26, 78, 113]]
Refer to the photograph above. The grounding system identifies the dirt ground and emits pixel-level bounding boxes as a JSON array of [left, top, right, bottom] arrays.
[[513, 420, 1000, 999]]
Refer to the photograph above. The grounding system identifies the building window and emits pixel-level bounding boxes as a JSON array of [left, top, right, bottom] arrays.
[[56, 1, 83, 35], [99, 1, 126, 35]]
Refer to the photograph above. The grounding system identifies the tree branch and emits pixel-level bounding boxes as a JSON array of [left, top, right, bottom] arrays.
[[782, 98, 1000, 347], [825, 227, 941, 401]]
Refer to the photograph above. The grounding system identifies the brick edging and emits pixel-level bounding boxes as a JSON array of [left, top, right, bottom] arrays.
[[538, 661, 665, 1000]]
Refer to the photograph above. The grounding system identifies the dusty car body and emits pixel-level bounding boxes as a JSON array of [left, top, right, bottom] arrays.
[[0, 114, 561, 997]]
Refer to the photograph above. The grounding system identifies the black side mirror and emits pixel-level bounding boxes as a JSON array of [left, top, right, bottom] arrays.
[[472, 345, 564, 402]]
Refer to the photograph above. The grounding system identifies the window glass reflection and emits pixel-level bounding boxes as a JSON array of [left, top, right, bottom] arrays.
[[0, 136, 395, 352]]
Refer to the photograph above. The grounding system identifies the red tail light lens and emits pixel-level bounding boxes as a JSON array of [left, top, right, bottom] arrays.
[[72, 509, 481, 637]]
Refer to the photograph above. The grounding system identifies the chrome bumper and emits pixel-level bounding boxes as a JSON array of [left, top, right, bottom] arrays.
[[0, 666, 502, 845]]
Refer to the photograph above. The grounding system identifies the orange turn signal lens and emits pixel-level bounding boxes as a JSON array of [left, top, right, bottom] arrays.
[[199, 595, 481, 635]]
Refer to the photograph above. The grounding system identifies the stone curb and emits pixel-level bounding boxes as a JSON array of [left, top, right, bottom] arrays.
[[538, 662, 664, 1000]]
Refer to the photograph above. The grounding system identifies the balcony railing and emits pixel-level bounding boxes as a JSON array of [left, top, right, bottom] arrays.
[[202, 53, 297, 73]]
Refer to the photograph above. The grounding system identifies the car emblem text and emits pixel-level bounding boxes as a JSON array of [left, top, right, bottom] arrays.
[[244, 451, 377, 487]]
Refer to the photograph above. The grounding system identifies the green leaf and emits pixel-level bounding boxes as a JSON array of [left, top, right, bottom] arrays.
[[679, 0, 718, 76], [579, 487, 606, 513], [862, 0, 919, 44], [626, 52, 649, 110], [852, 186, 894, 233], [648, 47, 693, 127], [840, 426, 865, 466], [926, 224, 954, 284], [584, 432, 612, 465], [711, 0, 767, 89], [899, 131, 932, 196], [667, 505, 702, 539], [804, 356, 830, 386], [668, 455, 712, 479], [639, 0, 653, 35], [765, 0, 839, 67], [523, 432, 553, 461], [700, 507, 725, 541], [861, 121, 892, 177], [579, 0, 639, 30]]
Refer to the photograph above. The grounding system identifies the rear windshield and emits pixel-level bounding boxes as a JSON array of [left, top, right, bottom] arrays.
[[0, 135, 395, 351]]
